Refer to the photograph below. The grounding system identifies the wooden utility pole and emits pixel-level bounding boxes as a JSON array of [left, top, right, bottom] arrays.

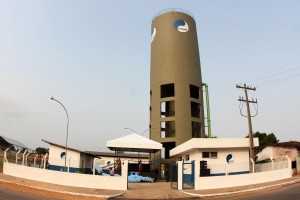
[[236, 84, 257, 162]]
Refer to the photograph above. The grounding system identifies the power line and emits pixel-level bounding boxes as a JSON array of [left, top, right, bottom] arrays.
[[238, 66, 300, 86], [256, 73, 300, 87]]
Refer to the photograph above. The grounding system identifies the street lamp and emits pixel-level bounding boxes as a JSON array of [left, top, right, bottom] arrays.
[[50, 96, 69, 172], [124, 127, 155, 136], [124, 127, 137, 133]]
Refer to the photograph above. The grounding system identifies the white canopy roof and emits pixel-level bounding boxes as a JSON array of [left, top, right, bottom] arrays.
[[106, 133, 162, 153]]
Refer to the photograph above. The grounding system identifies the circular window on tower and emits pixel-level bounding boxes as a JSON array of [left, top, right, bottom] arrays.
[[174, 19, 189, 32], [151, 27, 156, 43]]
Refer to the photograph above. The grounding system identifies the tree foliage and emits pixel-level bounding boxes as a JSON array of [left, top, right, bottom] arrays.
[[35, 147, 48, 154], [247, 132, 279, 153]]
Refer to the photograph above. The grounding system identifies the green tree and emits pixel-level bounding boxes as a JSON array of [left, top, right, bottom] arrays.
[[247, 132, 279, 153], [35, 147, 48, 154]]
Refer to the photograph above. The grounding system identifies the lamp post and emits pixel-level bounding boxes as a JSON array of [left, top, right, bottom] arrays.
[[124, 127, 137, 133], [50, 96, 69, 172], [124, 127, 155, 136]]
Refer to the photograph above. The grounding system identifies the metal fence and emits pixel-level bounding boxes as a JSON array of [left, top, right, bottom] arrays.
[[255, 159, 288, 172]]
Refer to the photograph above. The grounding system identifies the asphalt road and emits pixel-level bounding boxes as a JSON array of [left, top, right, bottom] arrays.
[[230, 182, 300, 200], [0, 187, 55, 200]]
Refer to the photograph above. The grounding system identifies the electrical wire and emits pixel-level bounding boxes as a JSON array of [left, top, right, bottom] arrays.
[[239, 66, 300, 85], [256, 73, 300, 87]]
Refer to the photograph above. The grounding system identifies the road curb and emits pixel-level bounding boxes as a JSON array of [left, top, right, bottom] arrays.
[[181, 179, 300, 198], [0, 179, 125, 199]]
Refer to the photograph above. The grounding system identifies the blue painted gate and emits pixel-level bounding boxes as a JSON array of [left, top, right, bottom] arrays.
[[182, 161, 195, 189]]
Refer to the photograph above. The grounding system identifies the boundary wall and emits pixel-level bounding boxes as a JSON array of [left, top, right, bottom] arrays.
[[177, 159, 292, 190], [3, 161, 128, 190]]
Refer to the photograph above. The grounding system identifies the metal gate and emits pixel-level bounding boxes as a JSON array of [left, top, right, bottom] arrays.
[[182, 161, 195, 189], [170, 163, 178, 189]]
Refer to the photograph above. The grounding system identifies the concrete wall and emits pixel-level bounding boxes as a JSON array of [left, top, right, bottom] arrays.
[[4, 161, 128, 190], [256, 146, 298, 161], [176, 159, 291, 190]]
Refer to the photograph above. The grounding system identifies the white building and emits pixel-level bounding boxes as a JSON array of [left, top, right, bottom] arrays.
[[42, 139, 149, 173], [170, 138, 259, 176], [42, 139, 98, 172], [256, 141, 300, 174]]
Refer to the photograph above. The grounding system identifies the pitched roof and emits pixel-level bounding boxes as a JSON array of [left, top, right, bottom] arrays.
[[0, 135, 28, 149], [106, 133, 162, 153], [268, 141, 300, 150], [42, 139, 101, 158]]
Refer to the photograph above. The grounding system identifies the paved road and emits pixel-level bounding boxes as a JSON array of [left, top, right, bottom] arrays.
[[0, 187, 55, 200], [230, 182, 300, 200]]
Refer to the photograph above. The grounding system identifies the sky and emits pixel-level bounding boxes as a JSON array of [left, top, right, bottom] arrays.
[[0, 0, 299, 151]]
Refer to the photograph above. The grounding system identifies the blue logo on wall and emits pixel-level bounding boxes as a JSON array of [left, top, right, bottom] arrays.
[[151, 27, 156, 43], [174, 20, 189, 32], [226, 154, 234, 164], [60, 152, 66, 159]]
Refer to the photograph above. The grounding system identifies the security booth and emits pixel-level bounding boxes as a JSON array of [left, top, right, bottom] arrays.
[[169, 138, 259, 189]]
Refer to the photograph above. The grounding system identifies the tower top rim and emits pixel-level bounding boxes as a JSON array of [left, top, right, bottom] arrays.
[[152, 8, 194, 21]]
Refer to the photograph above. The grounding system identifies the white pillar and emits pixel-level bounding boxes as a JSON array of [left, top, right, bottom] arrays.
[[286, 155, 292, 175], [4, 147, 9, 162], [22, 149, 27, 166], [33, 155, 38, 166], [194, 160, 200, 190], [16, 148, 23, 164], [41, 153, 48, 169], [43, 153, 48, 169], [25, 152, 30, 165], [177, 161, 183, 190], [270, 157, 274, 170]]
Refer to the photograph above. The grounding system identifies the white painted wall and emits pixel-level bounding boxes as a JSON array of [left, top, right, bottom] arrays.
[[177, 159, 292, 190], [4, 161, 128, 190], [179, 148, 250, 174], [48, 145, 81, 168]]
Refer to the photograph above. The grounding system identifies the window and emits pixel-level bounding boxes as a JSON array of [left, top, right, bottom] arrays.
[[210, 152, 218, 158], [161, 147, 165, 159], [161, 84, 175, 98], [161, 101, 175, 118], [185, 155, 190, 161], [202, 152, 209, 158], [191, 102, 200, 118], [202, 152, 218, 159], [191, 121, 201, 138], [190, 85, 199, 99], [160, 121, 175, 138]]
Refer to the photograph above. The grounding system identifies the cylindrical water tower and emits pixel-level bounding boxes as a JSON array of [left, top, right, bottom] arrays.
[[149, 9, 205, 171]]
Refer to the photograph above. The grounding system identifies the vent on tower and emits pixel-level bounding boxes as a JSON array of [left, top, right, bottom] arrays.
[[161, 84, 175, 98]]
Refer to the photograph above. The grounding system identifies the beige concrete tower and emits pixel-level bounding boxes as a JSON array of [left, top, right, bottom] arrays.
[[150, 9, 205, 171]]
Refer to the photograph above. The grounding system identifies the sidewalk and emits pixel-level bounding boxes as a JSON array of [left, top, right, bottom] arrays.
[[1, 173, 300, 199], [182, 175, 300, 198], [0, 173, 125, 199]]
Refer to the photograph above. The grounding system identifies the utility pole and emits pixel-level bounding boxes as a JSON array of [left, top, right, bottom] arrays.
[[236, 84, 257, 162]]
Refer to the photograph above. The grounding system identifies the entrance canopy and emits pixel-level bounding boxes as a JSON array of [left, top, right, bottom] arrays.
[[106, 133, 162, 153]]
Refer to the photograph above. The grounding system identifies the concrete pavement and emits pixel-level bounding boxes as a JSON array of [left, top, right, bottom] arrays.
[[1, 173, 300, 199]]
